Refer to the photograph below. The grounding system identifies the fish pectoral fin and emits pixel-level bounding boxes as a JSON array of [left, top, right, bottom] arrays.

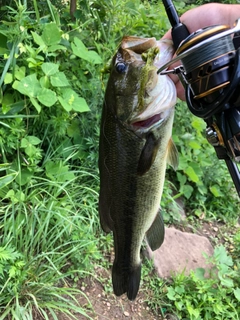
[[137, 133, 160, 176], [167, 138, 179, 171], [146, 209, 165, 251], [98, 195, 114, 233]]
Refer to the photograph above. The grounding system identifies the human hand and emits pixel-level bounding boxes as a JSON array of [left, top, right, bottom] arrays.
[[162, 3, 240, 100]]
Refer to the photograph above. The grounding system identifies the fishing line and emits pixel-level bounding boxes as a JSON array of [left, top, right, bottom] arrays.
[[181, 35, 234, 74]]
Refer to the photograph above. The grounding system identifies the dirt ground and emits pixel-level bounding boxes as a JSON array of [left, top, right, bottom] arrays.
[[76, 273, 162, 320], [45, 220, 238, 320]]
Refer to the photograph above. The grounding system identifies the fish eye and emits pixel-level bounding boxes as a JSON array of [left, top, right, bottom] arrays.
[[115, 62, 127, 73]]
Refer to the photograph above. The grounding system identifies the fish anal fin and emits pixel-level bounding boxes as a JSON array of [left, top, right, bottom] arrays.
[[146, 209, 165, 251], [137, 133, 160, 176], [167, 138, 178, 171]]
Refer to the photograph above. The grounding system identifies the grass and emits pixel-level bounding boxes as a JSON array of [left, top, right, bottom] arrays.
[[0, 166, 100, 319]]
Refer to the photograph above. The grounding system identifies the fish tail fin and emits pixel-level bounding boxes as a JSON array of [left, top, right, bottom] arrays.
[[112, 262, 141, 301]]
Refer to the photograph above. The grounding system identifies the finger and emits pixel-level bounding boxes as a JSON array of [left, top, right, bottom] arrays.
[[176, 81, 186, 101], [161, 28, 172, 41]]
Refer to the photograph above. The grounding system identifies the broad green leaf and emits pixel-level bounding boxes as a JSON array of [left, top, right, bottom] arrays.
[[166, 287, 176, 301], [174, 285, 184, 294], [72, 37, 87, 52], [15, 66, 26, 80], [45, 160, 75, 182], [194, 267, 205, 280], [40, 75, 50, 88], [42, 23, 61, 46], [37, 88, 57, 107], [177, 172, 187, 186], [209, 184, 223, 197], [15, 168, 34, 186], [71, 37, 102, 64], [70, 97, 89, 112], [180, 184, 193, 199], [234, 288, 240, 301], [48, 44, 67, 52], [2, 93, 14, 108], [219, 276, 234, 288], [178, 155, 188, 170], [191, 118, 206, 131], [189, 141, 201, 149], [30, 97, 41, 113], [86, 50, 102, 64], [4, 72, 12, 84], [175, 301, 183, 311], [28, 136, 41, 145], [41, 62, 59, 76], [58, 88, 89, 112], [58, 96, 71, 112], [25, 144, 38, 157], [31, 31, 46, 47], [50, 72, 70, 87], [20, 138, 29, 148], [5, 190, 25, 204], [13, 74, 41, 97], [184, 166, 199, 183], [2, 104, 10, 114], [214, 245, 233, 266], [0, 172, 18, 189]]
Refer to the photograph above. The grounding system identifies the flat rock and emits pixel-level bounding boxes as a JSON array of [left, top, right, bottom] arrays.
[[147, 227, 214, 278]]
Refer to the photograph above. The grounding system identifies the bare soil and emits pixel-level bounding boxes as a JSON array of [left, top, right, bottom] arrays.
[[44, 220, 239, 320], [51, 267, 162, 320]]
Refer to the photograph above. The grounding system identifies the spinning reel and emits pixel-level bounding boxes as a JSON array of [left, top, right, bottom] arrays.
[[159, 0, 240, 197]]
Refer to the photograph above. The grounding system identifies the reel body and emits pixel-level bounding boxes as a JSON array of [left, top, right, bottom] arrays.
[[158, 19, 240, 196]]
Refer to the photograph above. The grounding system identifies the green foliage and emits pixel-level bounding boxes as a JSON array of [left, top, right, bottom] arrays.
[[168, 101, 240, 222], [144, 245, 240, 319], [0, 0, 103, 185], [0, 1, 103, 318], [0, 164, 100, 319]]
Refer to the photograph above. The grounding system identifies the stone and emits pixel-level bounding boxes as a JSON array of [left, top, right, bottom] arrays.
[[147, 227, 214, 278]]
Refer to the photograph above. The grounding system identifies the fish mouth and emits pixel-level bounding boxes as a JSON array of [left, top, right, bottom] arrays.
[[129, 73, 176, 131], [131, 113, 163, 129], [127, 39, 176, 128]]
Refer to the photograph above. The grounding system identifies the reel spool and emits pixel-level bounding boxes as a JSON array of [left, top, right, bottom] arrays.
[[177, 25, 236, 101]]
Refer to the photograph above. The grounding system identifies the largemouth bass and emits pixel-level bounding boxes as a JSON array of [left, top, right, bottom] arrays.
[[98, 36, 178, 301]]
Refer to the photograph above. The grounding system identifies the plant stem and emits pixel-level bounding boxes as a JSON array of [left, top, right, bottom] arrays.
[[32, 0, 40, 23]]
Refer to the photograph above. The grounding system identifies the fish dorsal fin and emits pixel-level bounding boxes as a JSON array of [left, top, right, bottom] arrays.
[[167, 138, 178, 171], [146, 209, 165, 251], [137, 133, 160, 176]]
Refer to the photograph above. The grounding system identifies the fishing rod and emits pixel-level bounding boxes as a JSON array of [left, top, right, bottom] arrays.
[[160, 0, 240, 197]]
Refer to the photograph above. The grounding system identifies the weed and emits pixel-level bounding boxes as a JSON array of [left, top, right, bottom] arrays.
[[144, 245, 240, 319]]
